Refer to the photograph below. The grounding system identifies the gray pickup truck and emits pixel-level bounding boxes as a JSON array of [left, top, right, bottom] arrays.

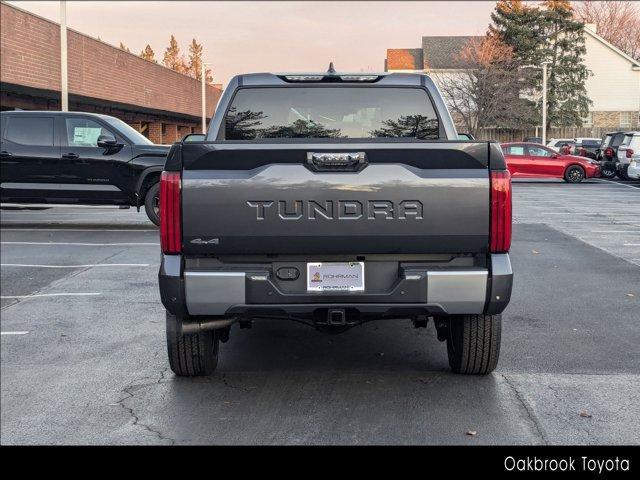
[[158, 69, 513, 376]]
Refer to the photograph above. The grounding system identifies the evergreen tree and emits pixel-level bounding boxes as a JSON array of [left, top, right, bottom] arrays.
[[140, 44, 157, 63], [188, 39, 213, 84], [539, 0, 591, 128], [490, 0, 591, 128], [489, 1, 543, 67], [162, 35, 188, 74], [371, 115, 439, 140]]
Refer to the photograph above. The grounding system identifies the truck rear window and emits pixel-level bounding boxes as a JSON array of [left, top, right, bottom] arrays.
[[224, 87, 439, 140]]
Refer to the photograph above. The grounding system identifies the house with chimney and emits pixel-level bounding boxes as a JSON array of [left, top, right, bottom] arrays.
[[385, 26, 640, 137]]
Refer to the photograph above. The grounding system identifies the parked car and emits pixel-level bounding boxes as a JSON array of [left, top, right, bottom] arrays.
[[501, 142, 600, 183], [523, 136, 543, 144], [597, 131, 627, 178], [546, 138, 575, 152], [627, 158, 640, 181], [159, 71, 513, 376], [571, 137, 601, 160], [616, 131, 640, 180], [0, 111, 169, 224]]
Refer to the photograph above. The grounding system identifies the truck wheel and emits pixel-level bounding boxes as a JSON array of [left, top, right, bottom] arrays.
[[166, 312, 219, 376], [564, 165, 585, 183], [144, 182, 160, 226], [446, 314, 501, 375]]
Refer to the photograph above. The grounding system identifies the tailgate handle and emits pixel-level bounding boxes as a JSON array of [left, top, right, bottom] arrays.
[[306, 152, 367, 172]]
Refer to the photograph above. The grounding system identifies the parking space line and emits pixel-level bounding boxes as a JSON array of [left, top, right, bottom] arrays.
[[1, 212, 127, 215], [590, 230, 640, 233], [0, 331, 29, 336], [1, 203, 122, 209], [624, 243, 640, 247], [1, 242, 159, 246], [594, 179, 640, 190], [0, 293, 101, 299], [1, 263, 150, 268], [0, 228, 156, 232], [543, 212, 640, 216]]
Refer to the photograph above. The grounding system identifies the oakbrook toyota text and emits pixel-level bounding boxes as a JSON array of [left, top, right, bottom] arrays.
[[504, 456, 631, 474]]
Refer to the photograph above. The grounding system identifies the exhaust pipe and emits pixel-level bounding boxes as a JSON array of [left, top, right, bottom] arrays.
[[181, 317, 237, 335]]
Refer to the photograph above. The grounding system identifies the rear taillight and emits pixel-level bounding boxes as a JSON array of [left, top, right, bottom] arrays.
[[490, 170, 512, 253], [160, 171, 181, 254], [627, 149, 634, 159]]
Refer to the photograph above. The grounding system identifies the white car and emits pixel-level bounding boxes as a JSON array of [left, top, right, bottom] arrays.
[[546, 138, 575, 152], [627, 159, 640, 180], [617, 132, 640, 180]]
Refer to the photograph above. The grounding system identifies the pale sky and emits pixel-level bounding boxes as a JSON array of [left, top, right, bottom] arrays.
[[9, 1, 497, 86]]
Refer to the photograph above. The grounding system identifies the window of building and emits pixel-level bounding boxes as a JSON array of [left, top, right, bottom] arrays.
[[583, 112, 593, 127], [620, 112, 631, 128], [4, 116, 54, 146]]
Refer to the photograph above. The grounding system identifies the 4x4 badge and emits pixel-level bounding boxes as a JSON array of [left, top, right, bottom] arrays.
[[190, 238, 219, 245]]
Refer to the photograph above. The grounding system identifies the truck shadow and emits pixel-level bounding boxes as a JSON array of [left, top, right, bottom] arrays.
[[145, 324, 530, 444], [214, 318, 450, 373]]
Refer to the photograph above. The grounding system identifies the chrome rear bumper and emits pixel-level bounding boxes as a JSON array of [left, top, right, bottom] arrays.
[[158, 254, 513, 317]]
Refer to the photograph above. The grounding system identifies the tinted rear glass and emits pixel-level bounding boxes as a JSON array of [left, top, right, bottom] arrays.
[[583, 140, 600, 147], [224, 87, 439, 140], [4, 116, 54, 146]]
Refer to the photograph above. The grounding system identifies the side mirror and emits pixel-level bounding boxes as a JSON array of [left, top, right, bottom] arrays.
[[97, 133, 119, 149], [182, 133, 206, 143]]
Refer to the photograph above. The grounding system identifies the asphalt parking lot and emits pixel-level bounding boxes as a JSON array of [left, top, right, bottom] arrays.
[[1, 178, 638, 445]]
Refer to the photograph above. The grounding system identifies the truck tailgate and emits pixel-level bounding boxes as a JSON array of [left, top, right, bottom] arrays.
[[180, 142, 492, 255]]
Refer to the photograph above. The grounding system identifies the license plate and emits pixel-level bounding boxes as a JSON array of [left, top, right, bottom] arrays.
[[307, 262, 365, 292]]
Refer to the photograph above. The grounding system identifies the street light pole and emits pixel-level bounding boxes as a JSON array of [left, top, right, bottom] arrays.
[[201, 61, 206, 133], [541, 62, 548, 145], [60, 1, 68, 111], [200, 61, 214, 134]]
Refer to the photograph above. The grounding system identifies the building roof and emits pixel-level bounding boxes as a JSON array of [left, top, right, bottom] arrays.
[[386, 48, 424, 70], [583, 25, 640, 69], [421, 36, 482, 69]]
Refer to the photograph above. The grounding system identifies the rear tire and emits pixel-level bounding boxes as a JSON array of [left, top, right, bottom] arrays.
[[446, 314, 501, 375], [564, 165, 585, 183], [617, 165, 630, 180], [166, 312, 219, 376], [144, 182, 160, 226]]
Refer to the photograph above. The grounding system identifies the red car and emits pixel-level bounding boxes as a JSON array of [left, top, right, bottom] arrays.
[[501, 142, 601, 183]]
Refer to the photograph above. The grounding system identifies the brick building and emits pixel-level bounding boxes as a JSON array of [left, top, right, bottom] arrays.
[[0, 2, 223, 143]]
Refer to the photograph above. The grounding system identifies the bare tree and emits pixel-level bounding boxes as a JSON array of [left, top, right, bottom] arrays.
[[574, 1, 640, 60], [432, 35, 536, 137]]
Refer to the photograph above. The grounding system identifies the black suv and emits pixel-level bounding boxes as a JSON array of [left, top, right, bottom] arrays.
[[597, 131, 626, 178], [0, 111, 169, 224]]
